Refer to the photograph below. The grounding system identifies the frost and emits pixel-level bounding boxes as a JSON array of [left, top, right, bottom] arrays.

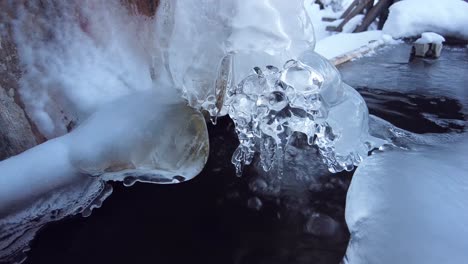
[[11, 0, 159, 139]]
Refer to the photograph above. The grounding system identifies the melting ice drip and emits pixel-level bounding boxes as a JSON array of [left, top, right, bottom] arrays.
[[225, 51, 384, 175]]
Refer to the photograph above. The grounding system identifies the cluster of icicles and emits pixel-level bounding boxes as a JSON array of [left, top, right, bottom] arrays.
[[216, 51, 384, 176]]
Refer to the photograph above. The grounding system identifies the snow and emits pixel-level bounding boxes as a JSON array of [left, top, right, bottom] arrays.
[[383, 0, 468, 40], [415, 32, 446, 44], [315, 31, 385, 59], [345, 134, 468, 264], [304, 1, 339, 41], [12, 1, 159, 139], [342, 14, 364, 33]]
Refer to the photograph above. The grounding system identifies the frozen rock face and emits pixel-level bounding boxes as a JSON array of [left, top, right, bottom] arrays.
[[158, 0, 315, 113], [226, 51, 384, 175]]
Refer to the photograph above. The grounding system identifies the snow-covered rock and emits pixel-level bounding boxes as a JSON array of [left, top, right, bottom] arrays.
[[414, 32, 446, 44], [383, 0, 468, 40]]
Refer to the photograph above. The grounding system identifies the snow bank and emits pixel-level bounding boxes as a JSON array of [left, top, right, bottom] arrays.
[[383, 0, 468, 40], [315, 31, 384, 59], [345, 134, 468, 263]]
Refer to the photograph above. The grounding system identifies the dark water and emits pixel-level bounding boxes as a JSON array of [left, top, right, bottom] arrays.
[[22, 117, 351, 264], [341, 43, 468, 133], [21, 44, 466, 264]]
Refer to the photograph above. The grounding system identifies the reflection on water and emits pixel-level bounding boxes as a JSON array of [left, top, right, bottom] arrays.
[[339, 43, 468, 114], [358, 87, 465, 133]]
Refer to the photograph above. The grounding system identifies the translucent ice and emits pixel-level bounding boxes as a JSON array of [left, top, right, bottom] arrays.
[[0, 91, 209, 262], [155, 0, 382, 174], [157, 0, 315, 113], [226, 51, 385, 175]]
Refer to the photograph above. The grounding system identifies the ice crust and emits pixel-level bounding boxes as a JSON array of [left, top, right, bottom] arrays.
[[345, 130, 468, 264]]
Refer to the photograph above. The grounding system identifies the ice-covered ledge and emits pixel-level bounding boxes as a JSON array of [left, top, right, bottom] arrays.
[[0, 91, 208, 213], [0, 91, 209, 262]]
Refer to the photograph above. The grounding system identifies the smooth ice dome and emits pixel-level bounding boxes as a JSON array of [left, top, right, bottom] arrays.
[[345, 136, 468, 264]]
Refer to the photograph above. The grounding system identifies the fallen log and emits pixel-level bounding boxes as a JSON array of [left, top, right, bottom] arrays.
[[330, 39, 386, 66]]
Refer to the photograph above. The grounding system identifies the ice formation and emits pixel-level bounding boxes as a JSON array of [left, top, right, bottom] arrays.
[[0, 91, 209, 262], [157, 0, 315, 114], [0, 0, 387, 261], [226, 51, 385, 175], [158, 0, 383, 175], [344, 127, 468, 264], [0, 92, 209, 207]]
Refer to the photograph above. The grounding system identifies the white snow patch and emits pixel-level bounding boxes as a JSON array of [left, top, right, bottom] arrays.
[[12, 1, 159, 139], [415, 32, 446, 44], [383, 0, 468, 40], [342, 14, 364, 33], [315, 31, 384, 59]]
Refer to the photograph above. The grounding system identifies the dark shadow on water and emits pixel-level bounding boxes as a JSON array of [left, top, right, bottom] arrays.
[[358, 87, 465, 133]]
